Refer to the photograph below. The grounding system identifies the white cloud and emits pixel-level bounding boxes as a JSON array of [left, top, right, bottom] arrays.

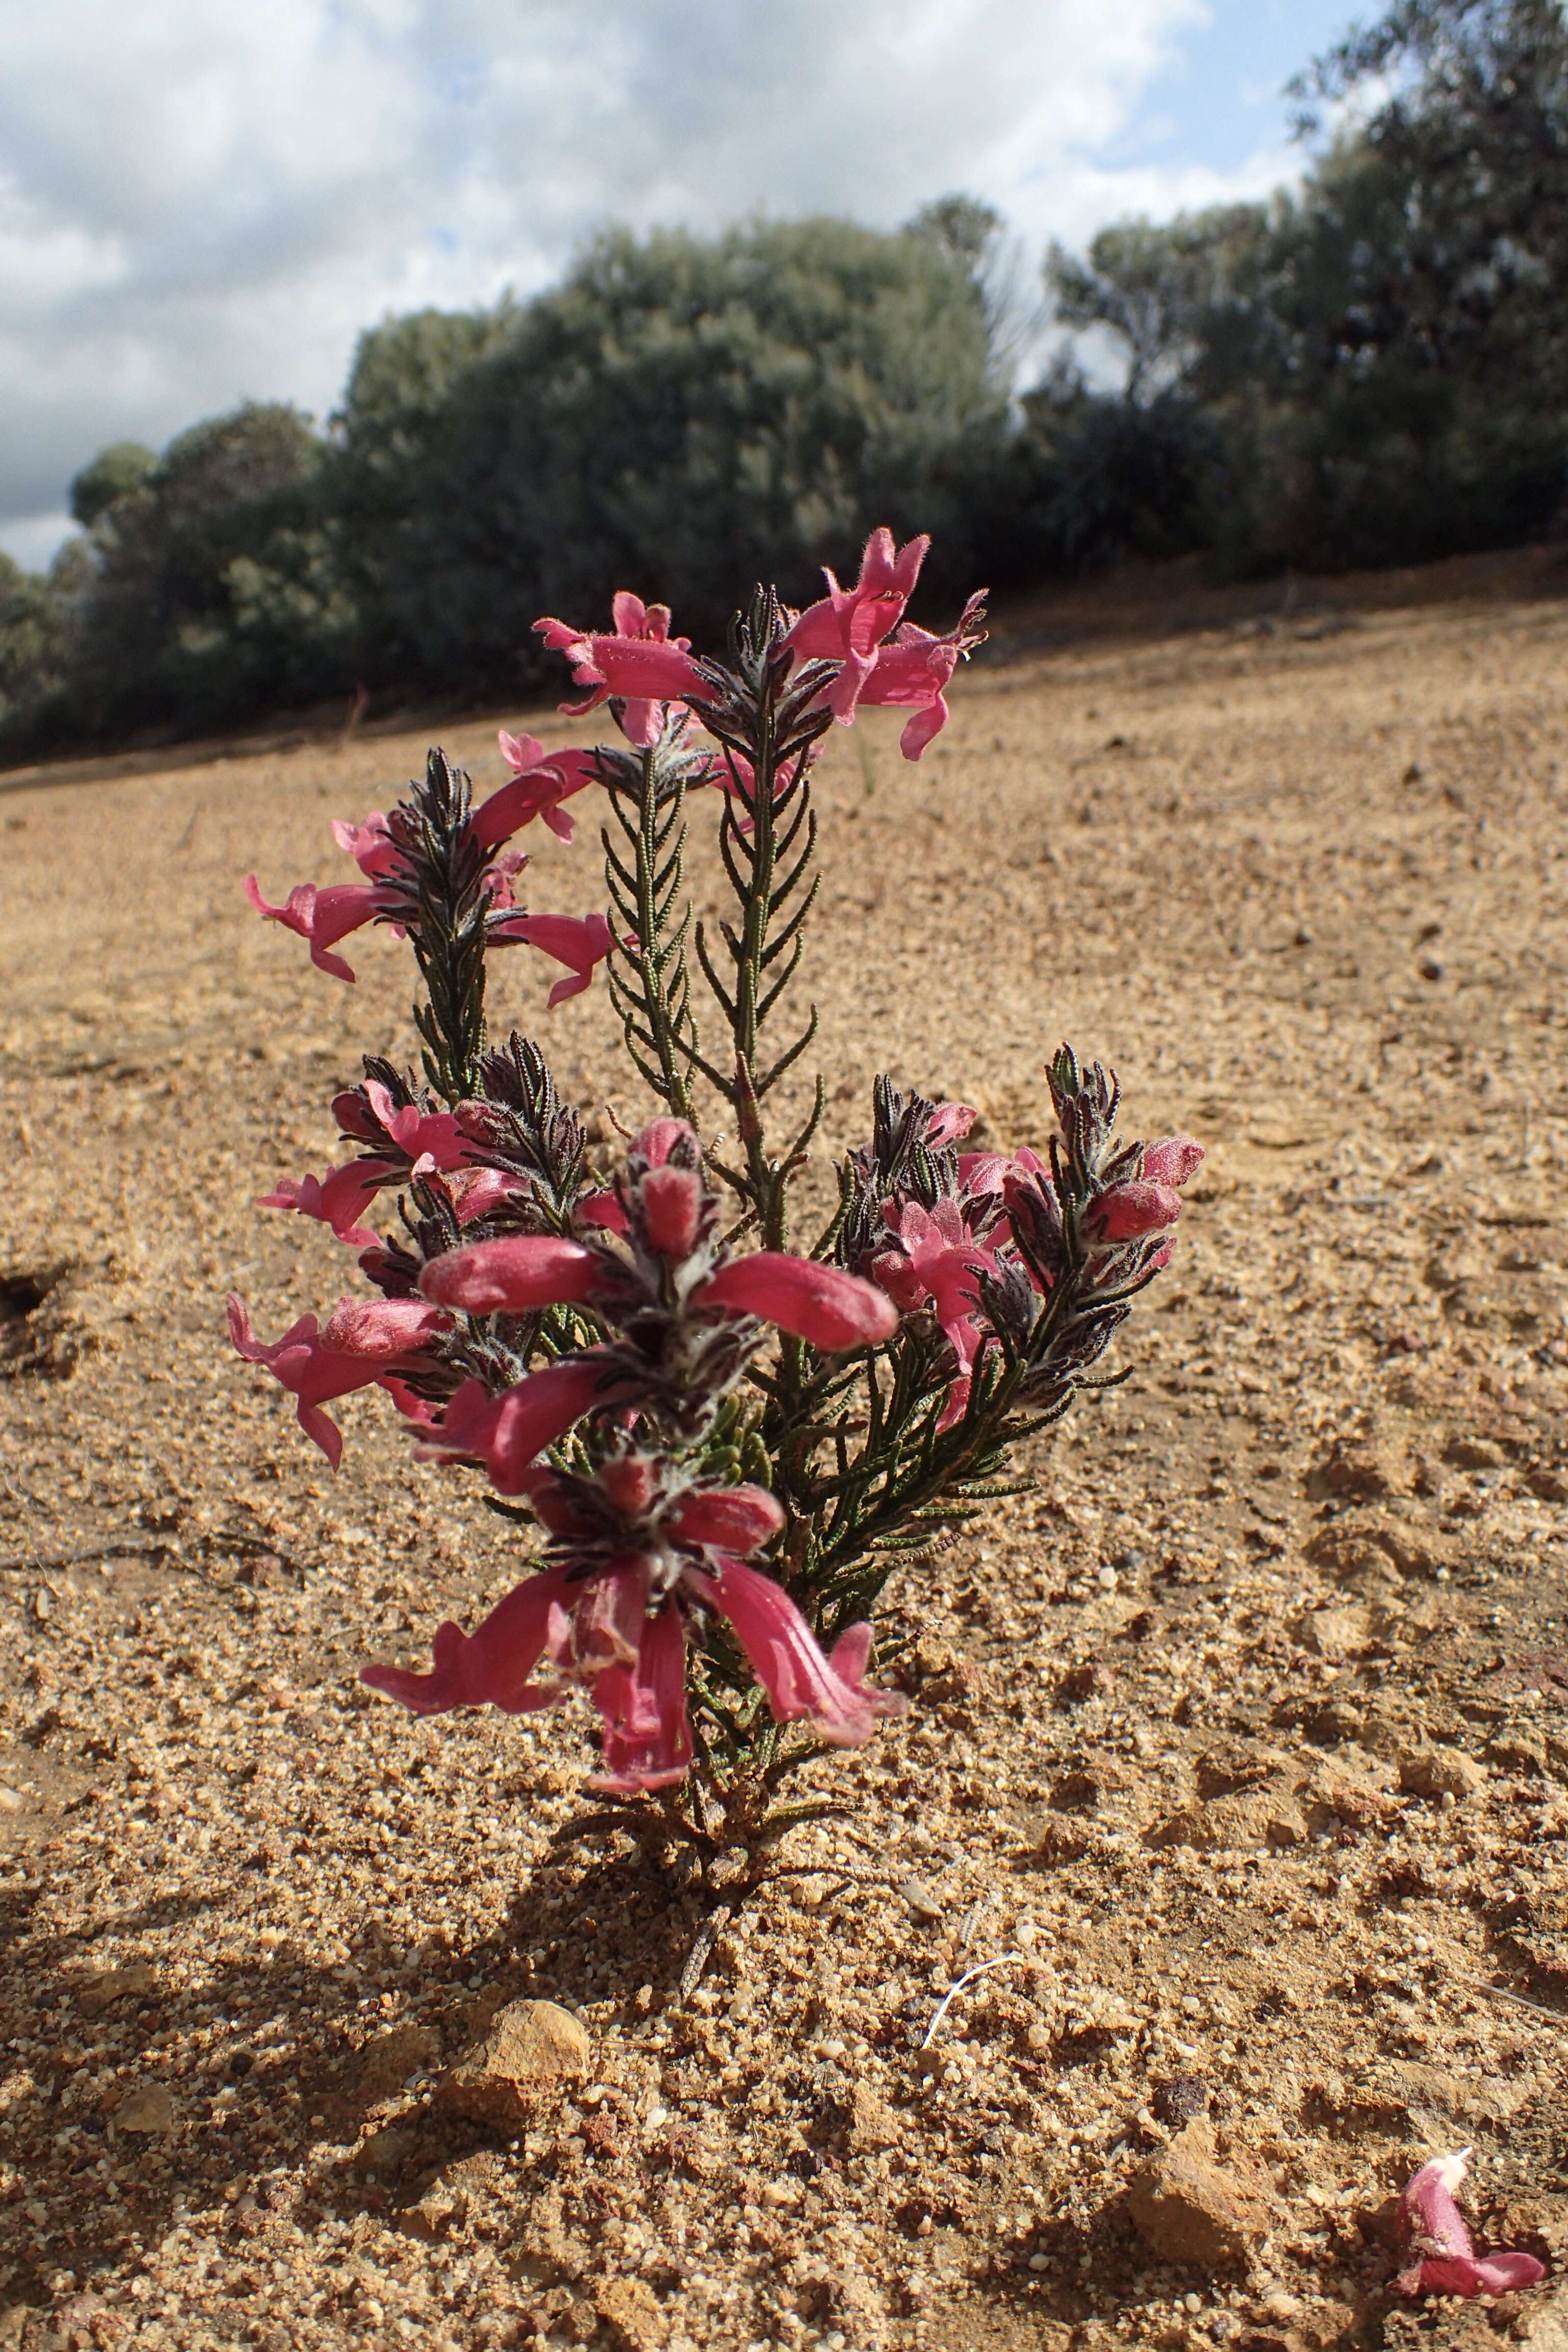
[[0, 0, 1302, 566]]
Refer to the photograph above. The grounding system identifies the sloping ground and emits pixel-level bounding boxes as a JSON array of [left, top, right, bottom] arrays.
[[2, 577, 1568, 2352]]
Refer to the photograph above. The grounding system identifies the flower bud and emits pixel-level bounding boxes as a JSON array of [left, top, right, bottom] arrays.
[[639, 1163, 704, 1260]]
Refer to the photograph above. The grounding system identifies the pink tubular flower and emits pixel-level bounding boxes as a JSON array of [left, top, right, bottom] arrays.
[[926, 1100, 978, 1147], [869, 1197, 997, 1430], [471, 733, 601, 850], [534, 593, 709, 748], [492, 910, 618, 1008], [854, 588, 989, 760], [243, 875, 397, 984], [416, 1356, 625, 1494], [329, 812, 400, 878], [588, 1601, 694, 1791], [1397, 2151, 1547, 2298], [262, 1080, 472, 1245], [696, 1253, 899, 1351], [1088, 1180, 1184, 1241], [257, 1165, 383, 1250], [692, 1557, 906, 1747], [228, 1293, 447, 1470], [785, 528, 929, 721], [362, 1452, 901, 1790], [420, 1233, 607, 1315], [1143, 1135, 1205, 1188], [362, 1566, 576, 1715]]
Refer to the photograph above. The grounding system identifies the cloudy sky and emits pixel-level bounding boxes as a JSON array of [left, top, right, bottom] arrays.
[[0, 0, 1355, 568]]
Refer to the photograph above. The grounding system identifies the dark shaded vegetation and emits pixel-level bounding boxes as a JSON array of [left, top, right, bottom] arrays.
[[4, 0, 1565, 760]]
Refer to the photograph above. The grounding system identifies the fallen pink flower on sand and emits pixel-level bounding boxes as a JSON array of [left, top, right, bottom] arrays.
[[1397, 2150, 1547, 2298]]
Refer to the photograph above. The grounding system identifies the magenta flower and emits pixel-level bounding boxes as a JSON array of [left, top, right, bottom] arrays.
[[534, 593, 710, 748], [695, 1253, 898, 1349], [421, 1233, 606, 1315], [329, 812, 400, 878], [362, 1454, 902, 1791], [415, 1356, 629, 1494], [1089, 1136, 1204, 1241], [419, 1121, 898, 1358], [1143, 1135, 1205, 1188], [492, 910, 618, 1007], [925, 1099, 978, 1147], [243, 874, 398, 984], [1088, 1180, 1185, 1241], [869, 1198, 997, 1428], [228, 1293, 448, 1469], [1397, 2151, 1547, 2298], [471, 733, 601, 850], [785, 528, 929, 721], [687, 1557, 904, 1747], [261, 1080, 472, 1244], [854, 587, 989, 760], [257, 1166, 384, 1250]]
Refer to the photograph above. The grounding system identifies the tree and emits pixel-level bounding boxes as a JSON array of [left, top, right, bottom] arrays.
[[68, 442, 156, 530], [337, 217, 1013, 695], [71, 402, 351, 732]]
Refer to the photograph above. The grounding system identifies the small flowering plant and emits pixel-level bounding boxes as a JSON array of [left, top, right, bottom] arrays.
[[232, 530, 1199, 1860]]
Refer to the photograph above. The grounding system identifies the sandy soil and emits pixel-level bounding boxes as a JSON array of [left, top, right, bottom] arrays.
[[3, 559, 1568, 2352]]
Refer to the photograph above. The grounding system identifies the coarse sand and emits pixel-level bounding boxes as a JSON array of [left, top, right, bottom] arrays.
[[4, 553, 1568, 2351]]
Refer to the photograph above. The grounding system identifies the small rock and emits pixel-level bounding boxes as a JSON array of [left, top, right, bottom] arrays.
[[1383, 2060, 1526, 2126], [115, 2081, 175, 2135], [0, 1784, 24, 1816], [357, 2023, 443, 2103], [1126, 2123, 1272, 2265], [1444, 1434, 1507, 1471], [897, 1878, 944, 1922], [1528, 1468, 1568, 1504], [436, 1998, 589, 2128], [595, 2274, 670, 2351], [1149, 1791, 1307, 1853], [354, 2125, 421, 2174], [78, 1963, 158, 2016], [1419, 955, 1444, 982], [1515, 2289, 1568, 2351], [1399, 1745, 1486, 1799], [848, 2082, 903, 2149], [1299, 1604, 1373, 1661], [1307, 1439, 1409, 1500], [1151, 2074, 1211, 2125]]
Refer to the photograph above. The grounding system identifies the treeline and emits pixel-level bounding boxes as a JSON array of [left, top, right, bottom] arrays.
[[3, 0, 1565, 758]]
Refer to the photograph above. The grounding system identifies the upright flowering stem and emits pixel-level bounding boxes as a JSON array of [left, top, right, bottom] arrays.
[[601, 729, 699, 1124], [693, 589, 832, 1252], [395, 749, 495, 1105]]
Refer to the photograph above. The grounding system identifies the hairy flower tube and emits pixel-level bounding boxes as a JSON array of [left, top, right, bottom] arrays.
[[1396, 2151, 1547, 2298], [363, 1451, 904, 1791], [258, 1077, 472, 1246]]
